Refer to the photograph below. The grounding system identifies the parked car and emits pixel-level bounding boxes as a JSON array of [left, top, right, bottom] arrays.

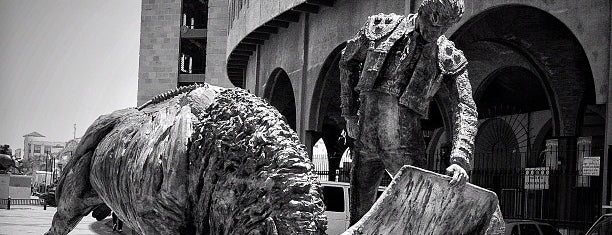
[[585, 214, 612, 235], [505, 219, 561, 235], [320, 181, 386, 235]]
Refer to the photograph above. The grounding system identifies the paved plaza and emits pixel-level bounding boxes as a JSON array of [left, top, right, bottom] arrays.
[[0, 205, 134, 235]]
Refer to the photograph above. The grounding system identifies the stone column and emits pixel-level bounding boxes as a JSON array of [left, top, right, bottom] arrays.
[[137, 0, 182, 105], [205, 0, 234, 88], [555, 136, 578, 221], [603, 2, 612, 211]]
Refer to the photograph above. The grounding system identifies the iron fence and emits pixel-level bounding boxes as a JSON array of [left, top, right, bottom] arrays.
[[313, 169, 393, 187], [0, 198, 45, 206]]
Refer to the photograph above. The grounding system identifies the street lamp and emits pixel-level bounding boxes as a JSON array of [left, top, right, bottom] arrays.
[[44, 153, 48, 194], [51, 153, 55, 184]]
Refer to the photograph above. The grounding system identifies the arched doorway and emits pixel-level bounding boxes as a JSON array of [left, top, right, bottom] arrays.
[[264, 68, 297, 130], [312, 138, 329, 182], [452, 5, 598, 229], [452, 5, 595, 137], [309, 44, 348, 181]]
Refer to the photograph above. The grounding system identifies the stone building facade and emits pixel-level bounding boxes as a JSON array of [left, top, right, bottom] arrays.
[[137, 0, 233, 105], [21, 132, 65, 175], [138, 0, 612, 232]]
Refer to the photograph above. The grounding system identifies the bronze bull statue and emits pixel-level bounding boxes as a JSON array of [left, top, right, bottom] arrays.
[[46, 84, 327, 234]]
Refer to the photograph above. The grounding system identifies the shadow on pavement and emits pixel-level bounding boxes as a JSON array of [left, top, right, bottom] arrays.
[[89, 218, 136, 235]]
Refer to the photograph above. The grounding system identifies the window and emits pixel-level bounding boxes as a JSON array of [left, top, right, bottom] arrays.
[[322, 186, 345, 212], [520, 224, 540, 235], [33, 145, 41, 154], [588, 216, 612, 235], [538, 224, 560, 235]]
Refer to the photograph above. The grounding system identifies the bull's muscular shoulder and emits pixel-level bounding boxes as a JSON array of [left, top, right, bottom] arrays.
[[437, 35, 467, 75]]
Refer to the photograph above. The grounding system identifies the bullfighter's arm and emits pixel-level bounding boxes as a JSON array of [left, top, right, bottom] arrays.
[[438, 36, 477, 172], [339, 24, 368, 129], [445, 69, 477, 172]]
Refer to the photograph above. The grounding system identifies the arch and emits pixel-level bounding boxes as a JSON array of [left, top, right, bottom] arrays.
[[306, 44, 349, 181], [450, 4, 596, 137], [263, 68, 297, 130], [451, 7, 600, 223], [312, 138, 329, 181], [475, 66, 549, 118], [447, 2, 608, 104], [310, 43, 346, 132], [474, 118, 522, 170]]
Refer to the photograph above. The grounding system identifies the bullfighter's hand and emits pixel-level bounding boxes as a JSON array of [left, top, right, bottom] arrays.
[[446, 164, 468, 186]]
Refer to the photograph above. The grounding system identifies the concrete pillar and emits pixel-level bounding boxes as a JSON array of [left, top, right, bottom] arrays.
[[206, 0, 234, 88], [405, 0, 418, 14], [137, 0, 182, 105], [603, 2, 612, 211], [299, 13, 310, 142], [557, 137, 578, 220]]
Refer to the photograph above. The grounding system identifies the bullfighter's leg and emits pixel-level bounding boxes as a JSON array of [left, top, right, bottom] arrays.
[[349, 152, 385, 225], [349, 92, 428, 224], [376, 93, 426, 176], [349, 91, 389, 225], [45, 151, 103, 235]]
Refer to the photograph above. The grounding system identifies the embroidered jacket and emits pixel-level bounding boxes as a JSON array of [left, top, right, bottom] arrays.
[[339, 13, 477, 171]]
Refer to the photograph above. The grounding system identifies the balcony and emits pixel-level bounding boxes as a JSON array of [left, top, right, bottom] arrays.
[[179, 73, 206, 84], [181, 26, 207, 39]]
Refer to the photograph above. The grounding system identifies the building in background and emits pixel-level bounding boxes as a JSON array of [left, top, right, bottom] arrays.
[[55, 138, 80, 177], [22, 132, 65, 175], [138, 0, 612, 233]]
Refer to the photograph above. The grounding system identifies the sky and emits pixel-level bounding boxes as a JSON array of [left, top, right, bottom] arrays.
[[0, 1, 141, 150]]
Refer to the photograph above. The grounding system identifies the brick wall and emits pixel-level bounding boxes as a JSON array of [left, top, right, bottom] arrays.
[[137, 0, 182, 106]]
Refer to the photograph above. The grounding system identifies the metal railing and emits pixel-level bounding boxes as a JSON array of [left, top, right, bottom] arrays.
[[0, 198, 45, 207], [313, 169, 392, 187]]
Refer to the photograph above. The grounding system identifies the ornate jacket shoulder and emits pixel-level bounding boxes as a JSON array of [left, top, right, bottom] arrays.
[[363, 13, 405, 41], [437, 35, 468, 75]]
